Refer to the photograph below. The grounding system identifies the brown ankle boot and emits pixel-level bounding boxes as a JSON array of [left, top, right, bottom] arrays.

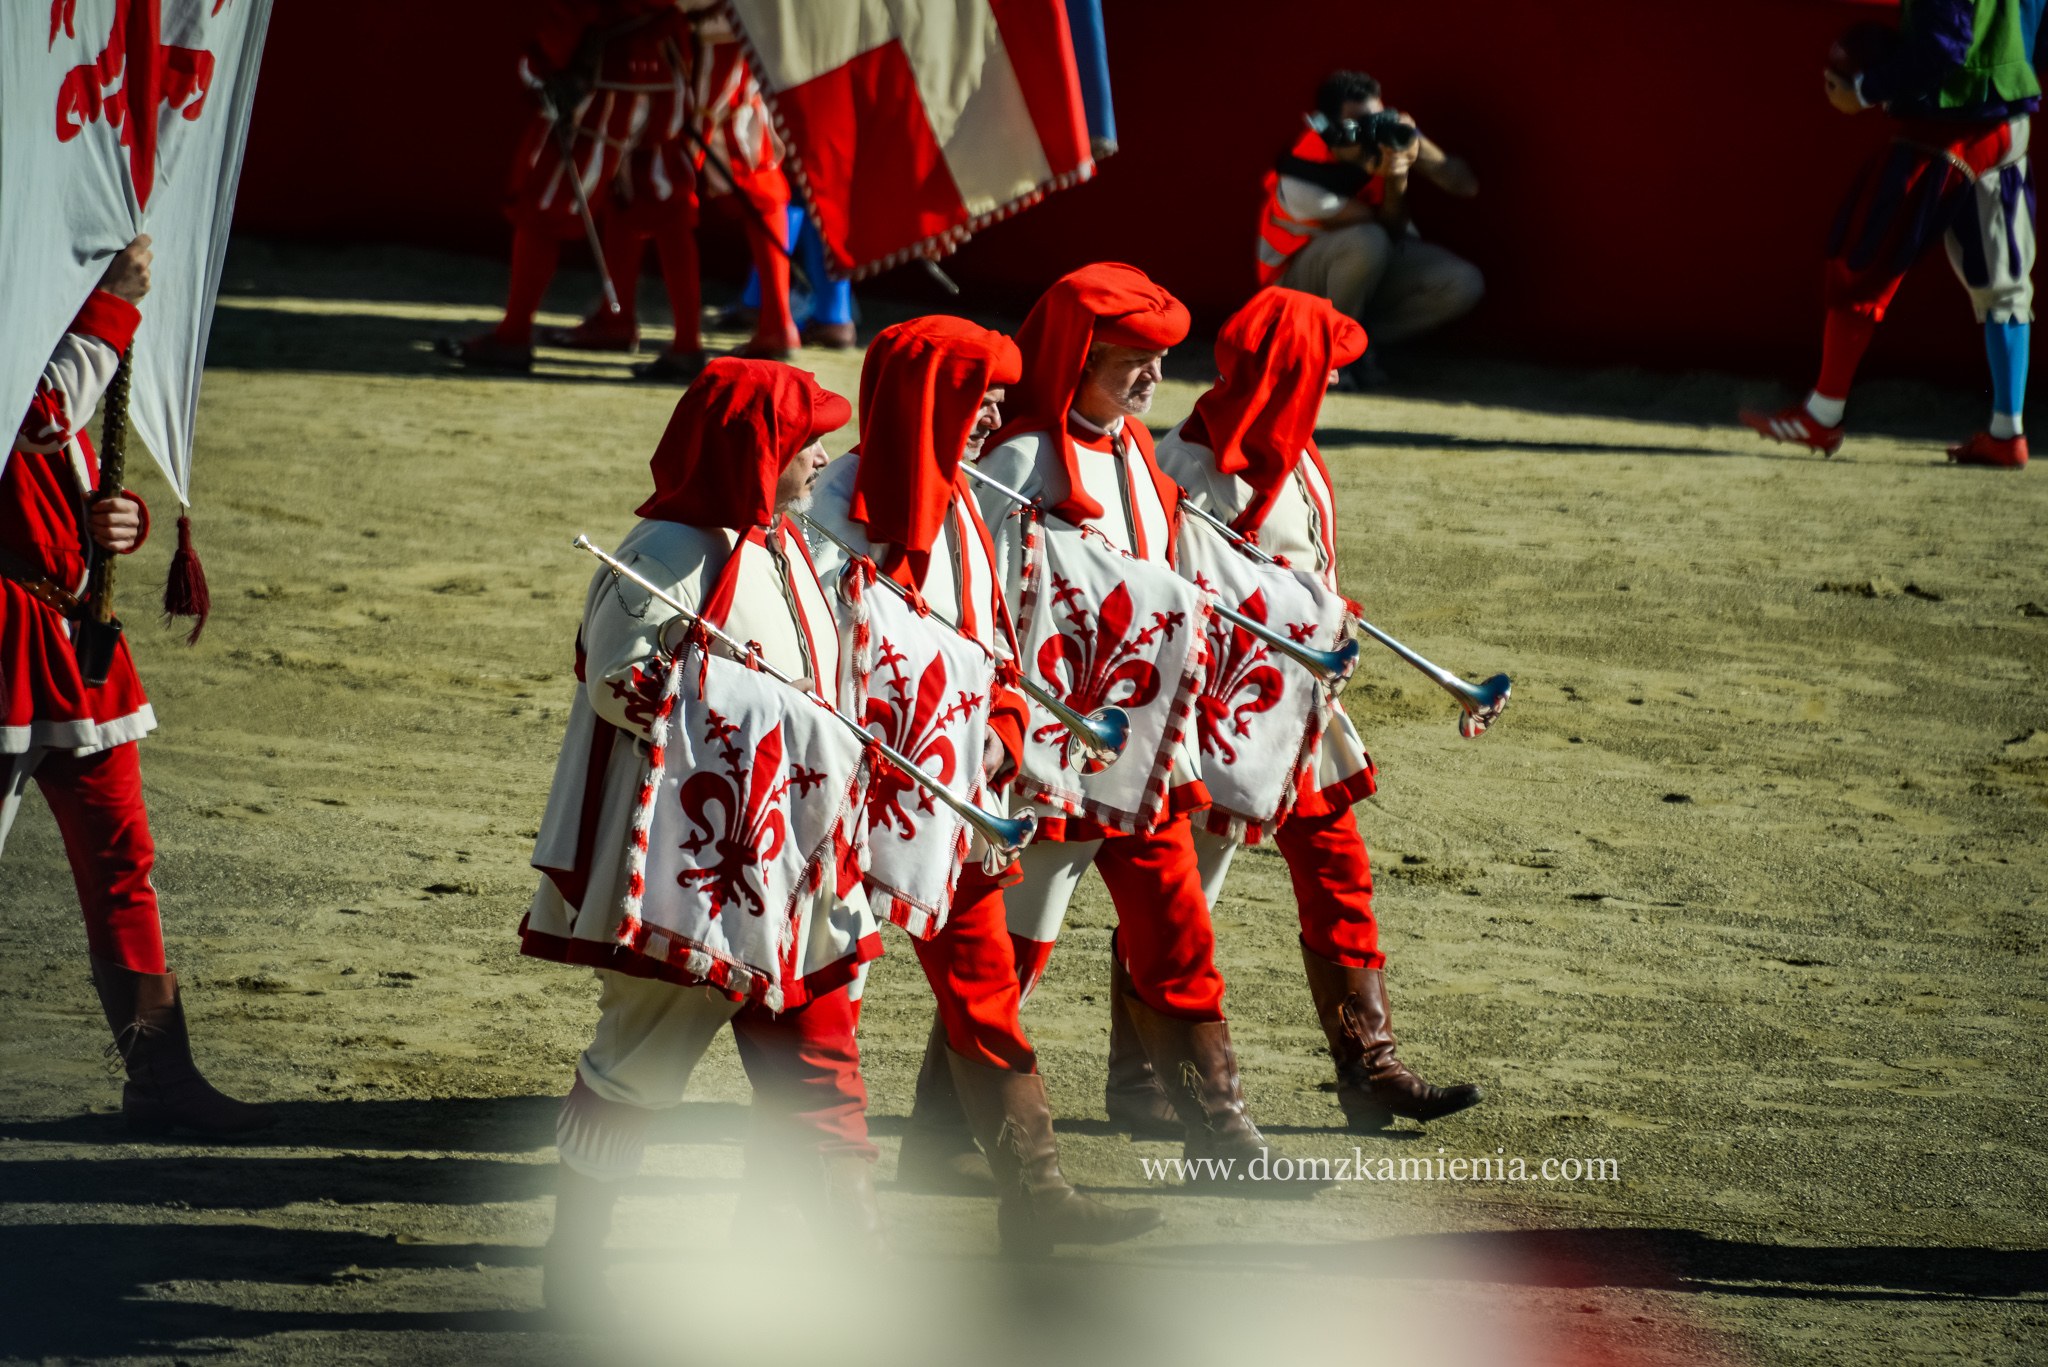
[[812, 1151, 887, 1254], [946, 1049, 1163, 1255], [896, 1017, 995, 1193], [90, 957, 274, 1136], [1120, 994, 1329, 1192], [1104, 941, 1181, 1138], [542, 1161, 622, 1322], [1300, 946, 1482, 1131]]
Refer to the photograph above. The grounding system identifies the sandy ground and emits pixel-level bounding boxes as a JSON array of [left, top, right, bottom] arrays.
[[1, 242, 2044, 1366]]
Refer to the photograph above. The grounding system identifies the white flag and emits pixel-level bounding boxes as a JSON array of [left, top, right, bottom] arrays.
[[1, 0, 273, 501]]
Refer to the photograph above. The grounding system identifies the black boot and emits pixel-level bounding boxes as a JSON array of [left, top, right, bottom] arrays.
[[90, 957, 274, 1136], [895, 1016, 994, 1193], [947, 1049, 1163, 1255], [435, 330, 534, 372], [1301, 946, 1482, 1130], [1104, 938, 1181, 1138], [631, 348, 708, 383], [542, 1161, 622, 1325]]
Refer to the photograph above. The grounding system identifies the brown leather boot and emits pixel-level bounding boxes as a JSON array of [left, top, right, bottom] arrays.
[[542, 1161, 622, 1323], [1121, 993, 1330, 1193], [1301, 945, 1483, 1131], [946, 1049, 1163, 1255], [90, 957, 275, 1136], [896, 1017, 994, 1193], [811, 1151, 887, 1254], [1104, 941, 1181, 1138]]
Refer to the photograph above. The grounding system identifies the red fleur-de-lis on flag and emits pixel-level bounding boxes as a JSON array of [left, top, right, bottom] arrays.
[[52, 0, 225, 212]]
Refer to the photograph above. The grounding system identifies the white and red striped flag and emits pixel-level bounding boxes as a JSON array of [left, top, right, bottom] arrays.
[[721, 0, 1098, 278]]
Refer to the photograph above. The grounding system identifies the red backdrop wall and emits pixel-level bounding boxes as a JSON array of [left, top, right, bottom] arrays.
[[237, 0, 1989, 384]]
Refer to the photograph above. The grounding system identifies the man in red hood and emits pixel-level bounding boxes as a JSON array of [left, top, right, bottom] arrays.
[[804, 316, 1162, 1251], [1153, 287, 1485, 1134], [968, 264, 1323, 1186], [520, 359, 882, 1314]]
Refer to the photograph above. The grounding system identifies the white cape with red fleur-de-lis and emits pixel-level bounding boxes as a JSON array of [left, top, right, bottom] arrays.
[[619, 646, 871, 1012], [838, 562, 996, 939], [1175, 515, 1347, 842], [1012, 511, 1209, 837]]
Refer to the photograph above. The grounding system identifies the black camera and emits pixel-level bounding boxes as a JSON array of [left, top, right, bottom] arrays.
[[1314, 109, 1419, 153]]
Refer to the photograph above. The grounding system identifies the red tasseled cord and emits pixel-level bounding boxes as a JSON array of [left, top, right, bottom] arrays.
[[162, 513, 211, 644]]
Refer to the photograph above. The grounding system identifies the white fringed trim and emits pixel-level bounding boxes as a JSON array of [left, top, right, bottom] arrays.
[[720, 0, 1099, 281]]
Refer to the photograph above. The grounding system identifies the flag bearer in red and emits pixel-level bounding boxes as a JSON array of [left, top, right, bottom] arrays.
[[2, 238, 272, 1137], [519, 360, 882, 1311], [803, 316, 1162, 1249], [537, 12, 807, 380], [445, 0, 698, 373], [1152, 287, 1484, 1133], [968, 265, 1321, 1183]]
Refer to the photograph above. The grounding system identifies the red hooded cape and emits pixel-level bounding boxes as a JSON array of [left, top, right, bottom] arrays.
[[636, 357, 852, 530], [1181, 287, 1366, 537], [994, 262, 1191, 524], [848, 316, 1022, 584]]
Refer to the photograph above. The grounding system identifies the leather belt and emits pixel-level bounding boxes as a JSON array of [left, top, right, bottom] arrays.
[[0, 548, 85, 618]]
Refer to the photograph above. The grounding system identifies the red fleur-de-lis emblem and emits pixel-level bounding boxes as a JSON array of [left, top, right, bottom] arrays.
[[1034, 579, 1181, 768], [673, 710, 827, 918], [52, 0, 225, 212], [863, 636, 983, 841], [1191, 577, 1288, 766]]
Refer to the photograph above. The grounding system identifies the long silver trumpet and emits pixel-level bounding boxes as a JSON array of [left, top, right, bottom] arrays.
[[1176, 498, 1511, 738], [963, 464, 1361, 689], [793, 511, 1131, 775], [573, 536, 1036, 870]]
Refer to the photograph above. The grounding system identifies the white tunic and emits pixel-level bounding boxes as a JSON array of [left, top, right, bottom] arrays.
[[524, 516, 877, 999]]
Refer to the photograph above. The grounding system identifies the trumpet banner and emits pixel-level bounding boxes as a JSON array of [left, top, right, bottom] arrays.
[[620, 647, 870, 1011], [0, 0, 272, 498], [840, 562, 996, 939], [1011, 512, 1208, 838], [1174, 515, 1346, 843]]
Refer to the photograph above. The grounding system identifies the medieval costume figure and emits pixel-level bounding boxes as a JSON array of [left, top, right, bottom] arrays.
[[1153, 286, 1483, 1132], [520, 359, 880, 1312], [803, 316, 1161, 1249], [2, 239, 271, 1136]]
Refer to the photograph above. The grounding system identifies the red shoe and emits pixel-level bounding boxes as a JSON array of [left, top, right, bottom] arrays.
[[1947, 431, 2029, 469], [536, 310, 639, 352], [737, 327, 800, 362], [1740, 404, 1845, 456]]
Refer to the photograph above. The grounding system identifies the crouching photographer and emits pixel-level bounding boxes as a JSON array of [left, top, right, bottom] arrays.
[[1256, 70, 1483, 384]]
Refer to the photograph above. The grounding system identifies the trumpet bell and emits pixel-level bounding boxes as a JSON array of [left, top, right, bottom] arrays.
[[1321, 636, 1361, 689], [1456, 673, 1512, 738], [977, 809, 1039, 873], [1068, 704, 1132, 775]]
